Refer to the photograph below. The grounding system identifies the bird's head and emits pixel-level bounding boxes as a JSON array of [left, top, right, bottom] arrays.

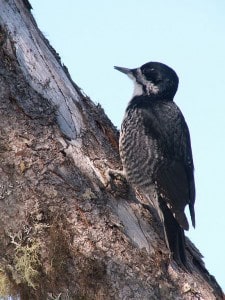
[[114, 62, 179, 100]]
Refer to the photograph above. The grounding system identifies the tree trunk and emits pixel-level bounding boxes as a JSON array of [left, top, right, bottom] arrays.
[[0, 1, 223, 299]]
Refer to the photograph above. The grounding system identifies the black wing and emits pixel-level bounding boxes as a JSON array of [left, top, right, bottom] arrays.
[[142, 100, 195, 229]]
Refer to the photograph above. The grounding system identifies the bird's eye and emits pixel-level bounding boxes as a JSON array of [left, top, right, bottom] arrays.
[[142, 68, 152, 79], [143, 69, 161, 84], [154, 78, 162, 84]]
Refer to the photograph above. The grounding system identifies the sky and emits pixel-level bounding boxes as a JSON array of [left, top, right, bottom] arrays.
[[30, 0, 225, 291]]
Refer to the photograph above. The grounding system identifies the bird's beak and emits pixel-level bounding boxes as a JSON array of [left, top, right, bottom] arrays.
[[114, 66, 132, 75]]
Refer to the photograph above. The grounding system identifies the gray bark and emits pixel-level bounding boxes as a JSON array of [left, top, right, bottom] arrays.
[[0, 0, 223, 299]]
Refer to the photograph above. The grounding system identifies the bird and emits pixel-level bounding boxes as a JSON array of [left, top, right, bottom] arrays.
[[114, 61, 195, 268]]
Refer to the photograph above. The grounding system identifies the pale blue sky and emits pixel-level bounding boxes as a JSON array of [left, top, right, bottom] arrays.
[[30, 0, 225, 290]]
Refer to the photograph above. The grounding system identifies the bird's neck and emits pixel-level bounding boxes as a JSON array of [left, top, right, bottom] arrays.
[[126, 95, 173, 112], [132, 81, 144, 97]]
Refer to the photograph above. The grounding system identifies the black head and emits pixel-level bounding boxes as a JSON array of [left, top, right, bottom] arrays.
[[114, 62, 179, 100]]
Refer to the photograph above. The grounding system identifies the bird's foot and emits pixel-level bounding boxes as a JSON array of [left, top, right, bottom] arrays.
[[105, 168, 129, 197]]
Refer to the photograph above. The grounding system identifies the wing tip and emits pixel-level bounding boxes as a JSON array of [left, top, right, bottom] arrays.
[[189, 203, 196, 228]]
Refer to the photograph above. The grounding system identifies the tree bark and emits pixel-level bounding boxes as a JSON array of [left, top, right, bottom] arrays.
[[0, 1, 223, 299]]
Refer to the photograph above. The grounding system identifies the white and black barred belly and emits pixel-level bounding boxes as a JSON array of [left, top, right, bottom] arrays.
[[119, 107, 162, 189]]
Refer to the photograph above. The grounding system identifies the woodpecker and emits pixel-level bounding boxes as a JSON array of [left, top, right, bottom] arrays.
[[114, 62, 195, 268]]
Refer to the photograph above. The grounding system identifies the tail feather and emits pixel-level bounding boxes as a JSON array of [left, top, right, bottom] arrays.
[[158, 197, 187, 268]]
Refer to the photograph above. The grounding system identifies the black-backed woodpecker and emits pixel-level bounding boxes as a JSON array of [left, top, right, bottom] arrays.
[[115, 62, 195, 268]]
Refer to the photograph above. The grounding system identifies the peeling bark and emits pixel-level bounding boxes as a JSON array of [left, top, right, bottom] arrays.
[[0, 0, 223, 299]]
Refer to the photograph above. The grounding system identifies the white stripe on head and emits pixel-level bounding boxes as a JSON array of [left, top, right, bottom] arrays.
[[133, 81, 143, 96], [132, 68, 159, 96], [126, 69, 143, 97]]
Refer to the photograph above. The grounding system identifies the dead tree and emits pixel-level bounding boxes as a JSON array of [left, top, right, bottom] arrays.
[[0, 1, 223, 299]]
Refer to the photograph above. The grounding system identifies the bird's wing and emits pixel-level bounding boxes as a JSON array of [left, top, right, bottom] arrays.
[[179, 121, 196, 227], [142, 102, 195, 229], [155, 160, 190, 230]]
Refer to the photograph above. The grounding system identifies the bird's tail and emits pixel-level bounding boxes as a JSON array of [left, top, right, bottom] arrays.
[[158, 197, 187, 268]]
